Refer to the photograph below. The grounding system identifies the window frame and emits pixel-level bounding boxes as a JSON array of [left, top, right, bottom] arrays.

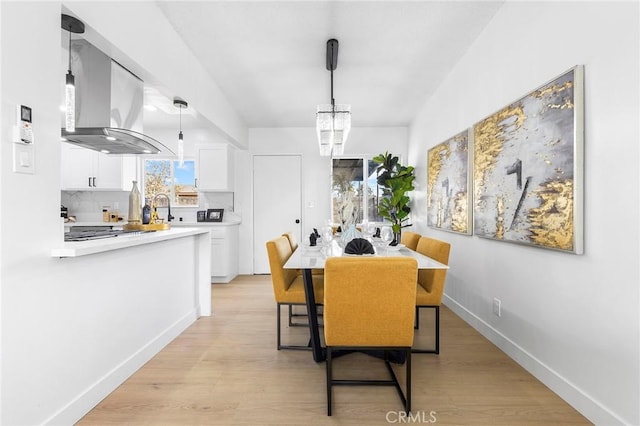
[[331, 156, 383, 225], [143, 158, 198, 208]]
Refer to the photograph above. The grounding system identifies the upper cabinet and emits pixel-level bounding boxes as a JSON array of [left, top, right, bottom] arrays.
[[61, 144, 137, 190], [197, 144, 234, 192]]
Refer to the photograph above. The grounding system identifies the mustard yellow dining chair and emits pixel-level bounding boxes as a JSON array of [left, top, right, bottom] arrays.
[[323, 257, 418, 416], [414, 236, 451, 354], [400, 231, 421, 251], [266, 236, 324, 350], [282, 231, 299, 251]]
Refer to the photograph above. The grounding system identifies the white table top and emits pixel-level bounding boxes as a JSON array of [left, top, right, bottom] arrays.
[[284, 239, 449, 270]]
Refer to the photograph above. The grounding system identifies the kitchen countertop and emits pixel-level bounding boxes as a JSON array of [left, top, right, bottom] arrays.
[[64, 218, 242, 228], [170, 219, 241, 227], [52, 227, 210, 258]]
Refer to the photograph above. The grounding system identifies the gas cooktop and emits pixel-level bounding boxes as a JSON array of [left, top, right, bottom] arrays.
[[64, 229, 153, 242]]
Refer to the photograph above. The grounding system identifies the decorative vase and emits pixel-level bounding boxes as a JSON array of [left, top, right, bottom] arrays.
[[340, 224, 360, 247], [127, 180, 142, 224], [394, 229, 402, 246]]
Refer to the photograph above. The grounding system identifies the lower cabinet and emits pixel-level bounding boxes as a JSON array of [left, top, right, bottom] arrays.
[[210, 225, 239, 283]]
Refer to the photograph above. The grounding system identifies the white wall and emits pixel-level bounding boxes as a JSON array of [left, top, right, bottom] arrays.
[[236, 127, 407, 274], [1, 3, 210, 424], [408, 2, 639, 425]]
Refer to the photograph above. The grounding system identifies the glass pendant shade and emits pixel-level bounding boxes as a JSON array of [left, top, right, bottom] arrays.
[[316, 105, 334, 156], [62, 15, 84, 133], [177, 131, 184, 167], [174, 98, 188, 167], [65, 71, 75, 132], [316, 104, 351, 157]]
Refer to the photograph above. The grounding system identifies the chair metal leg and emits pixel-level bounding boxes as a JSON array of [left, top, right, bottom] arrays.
[[412, 305, 440, 354], [406, 348, 411, 413], [434, 305, 440, 354], [289, 305, 323, 327], [326, 347, 333, 416], [277, 303, 282, 349], [277, 303, 312, 351], [414, 306, 420, 329], [326, 346, 411, 416]]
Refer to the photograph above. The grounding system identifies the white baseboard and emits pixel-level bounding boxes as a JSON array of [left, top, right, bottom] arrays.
[[44, 309, 198, 425], [442, 295, 625, 426]]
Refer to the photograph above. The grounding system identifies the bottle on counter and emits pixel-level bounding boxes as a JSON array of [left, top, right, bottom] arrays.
[[128, 180, 142, 224], [142, 199, 151, 225], [102, 208, 110, 223]]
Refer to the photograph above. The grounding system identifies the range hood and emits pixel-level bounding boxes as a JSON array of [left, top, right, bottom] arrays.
[[61, 39, 172, 155]]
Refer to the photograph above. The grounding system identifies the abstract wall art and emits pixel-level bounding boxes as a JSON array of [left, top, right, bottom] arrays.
[[427, 129, 472, 235], [473, 66, 584, 253]]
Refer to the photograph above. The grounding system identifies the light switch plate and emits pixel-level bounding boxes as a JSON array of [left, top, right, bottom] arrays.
[[13, 143, 35, 174]]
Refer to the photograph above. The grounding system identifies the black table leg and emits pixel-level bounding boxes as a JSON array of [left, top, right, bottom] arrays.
[[302, 268, 325, 362]]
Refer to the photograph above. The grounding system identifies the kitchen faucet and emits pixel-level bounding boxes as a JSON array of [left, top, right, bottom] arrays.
[[152, 193, 174, 223]]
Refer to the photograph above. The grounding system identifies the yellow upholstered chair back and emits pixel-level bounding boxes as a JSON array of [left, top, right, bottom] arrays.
[[265, 236, 299, 302], [415, 237, 451, 305], [400, 231, 421, 251], [323, 257, 418, 347], [282, 231, 298, 251]]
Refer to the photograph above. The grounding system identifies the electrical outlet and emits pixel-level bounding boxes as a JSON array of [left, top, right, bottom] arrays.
[[493, 298, 501, 317]]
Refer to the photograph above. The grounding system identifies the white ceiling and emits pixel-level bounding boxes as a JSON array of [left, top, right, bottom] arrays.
[[144, 1, 504, 131]]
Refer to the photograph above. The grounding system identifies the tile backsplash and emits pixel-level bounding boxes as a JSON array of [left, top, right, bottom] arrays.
[[62, 191, 234, 222]]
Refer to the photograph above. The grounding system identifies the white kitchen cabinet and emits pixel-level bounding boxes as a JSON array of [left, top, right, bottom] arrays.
[[210, 225, 239, 283], [61, 144, 136, 190], [170, 221, 239, 283], [197, 144, 234, 191]]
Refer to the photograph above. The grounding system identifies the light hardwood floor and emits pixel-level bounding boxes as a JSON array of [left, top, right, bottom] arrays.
[[79, 275, 591, 425]]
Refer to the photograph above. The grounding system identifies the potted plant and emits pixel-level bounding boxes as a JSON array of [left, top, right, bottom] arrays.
[[373, 152, 416, 244]]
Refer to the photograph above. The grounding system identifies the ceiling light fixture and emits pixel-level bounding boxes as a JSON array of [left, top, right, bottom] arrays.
[[174, 98, 188, 167], [316, 39, 351, 157], [61, 14, 85, 133]]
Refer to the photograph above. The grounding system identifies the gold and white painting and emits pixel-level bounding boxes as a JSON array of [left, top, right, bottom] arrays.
[[473, 66, 584, 253], [427, 129, 472, 235]]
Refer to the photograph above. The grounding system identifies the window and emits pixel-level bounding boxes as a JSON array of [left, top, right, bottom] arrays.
[[144, 159, 198, 207], [331, 157, 383, 225]]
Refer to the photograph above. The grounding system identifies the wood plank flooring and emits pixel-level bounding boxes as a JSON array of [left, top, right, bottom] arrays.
[[78, 275, 591, 425]]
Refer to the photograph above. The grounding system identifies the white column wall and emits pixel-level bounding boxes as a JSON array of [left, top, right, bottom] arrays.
[[1, 3, 207, 424], [236, 127, 407, 274], [407, 2, 639, 425]]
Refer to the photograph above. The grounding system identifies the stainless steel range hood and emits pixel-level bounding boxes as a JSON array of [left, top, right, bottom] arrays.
[[61, 39, 172, 155]]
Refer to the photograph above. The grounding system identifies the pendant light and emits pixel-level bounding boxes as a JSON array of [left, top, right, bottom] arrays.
[[316, 39, 351, 157], [61, 14, 85, 132], [174, 98, 188, 166]]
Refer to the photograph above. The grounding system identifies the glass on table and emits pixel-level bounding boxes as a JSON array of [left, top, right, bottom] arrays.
[[361, 221, 375, 241], [321, 225, 334, 247], [380, 226, 394, 254]]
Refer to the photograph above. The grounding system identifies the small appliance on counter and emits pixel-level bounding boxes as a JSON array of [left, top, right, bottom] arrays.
[[197, 209, 224, 222]]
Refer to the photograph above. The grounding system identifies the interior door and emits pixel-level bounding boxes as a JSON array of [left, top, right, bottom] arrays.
[[253, 155, 302, 274]]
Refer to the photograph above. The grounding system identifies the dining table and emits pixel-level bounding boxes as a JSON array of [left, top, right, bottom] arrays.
[[283, 237, 449, 362]]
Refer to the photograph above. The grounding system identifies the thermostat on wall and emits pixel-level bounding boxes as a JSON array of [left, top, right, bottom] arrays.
[[13, 105, 34, 144]]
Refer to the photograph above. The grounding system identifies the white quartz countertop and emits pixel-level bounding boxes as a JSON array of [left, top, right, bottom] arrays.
[[52, 227, 210, 258], [170, 219, 241, 227], [64, 218, 241, 228]]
